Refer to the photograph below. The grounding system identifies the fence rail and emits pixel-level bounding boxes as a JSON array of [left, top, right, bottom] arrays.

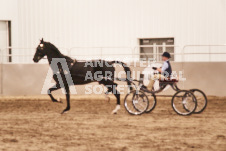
[[1, 45, 226, 63]]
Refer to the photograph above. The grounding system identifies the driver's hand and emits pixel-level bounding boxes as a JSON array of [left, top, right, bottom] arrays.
[[157, 68, 162, 73]]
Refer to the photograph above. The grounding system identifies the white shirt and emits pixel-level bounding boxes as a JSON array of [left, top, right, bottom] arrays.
[[161, 60, 169, 73]]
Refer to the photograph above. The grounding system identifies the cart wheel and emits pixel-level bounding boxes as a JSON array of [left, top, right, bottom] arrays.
[[124, 90, 149, 115], [172, 90, 197, 116], [186, 89, 207, 113], [145, 94, 157, 113]]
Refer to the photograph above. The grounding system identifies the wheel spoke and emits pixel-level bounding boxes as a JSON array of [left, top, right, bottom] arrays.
[[124, 90, 149, 115], [145, 95, 156, 113], [172, 90, 197, 115], [189, 89, 207, 113]]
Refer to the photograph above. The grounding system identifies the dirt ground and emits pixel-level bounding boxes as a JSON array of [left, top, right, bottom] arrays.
[[0, 95, 225, 151]]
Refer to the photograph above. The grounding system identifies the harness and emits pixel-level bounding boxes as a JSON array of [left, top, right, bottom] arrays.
[[69, 59, 77, 70]]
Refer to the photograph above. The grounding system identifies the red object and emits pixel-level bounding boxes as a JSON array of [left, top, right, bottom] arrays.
[[159, 78, 178, 82]]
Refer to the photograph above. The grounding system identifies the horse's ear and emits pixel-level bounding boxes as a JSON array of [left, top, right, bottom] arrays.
[[40, 38, 44, 43]]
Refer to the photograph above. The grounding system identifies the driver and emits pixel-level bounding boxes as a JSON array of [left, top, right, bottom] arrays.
[[146, 52, 172, 91]]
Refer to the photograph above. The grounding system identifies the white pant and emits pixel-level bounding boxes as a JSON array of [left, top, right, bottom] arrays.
[[147, 74, 166, 90]]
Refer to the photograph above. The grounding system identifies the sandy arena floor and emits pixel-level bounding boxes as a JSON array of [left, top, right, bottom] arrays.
[[0, 95, 225, 151]]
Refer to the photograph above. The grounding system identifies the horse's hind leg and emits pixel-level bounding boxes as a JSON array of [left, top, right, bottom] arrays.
[[100, 80, 120, 114], [104, 91, 110, 103], [111, 84, 121, 114], [48, 84, 62, 103]]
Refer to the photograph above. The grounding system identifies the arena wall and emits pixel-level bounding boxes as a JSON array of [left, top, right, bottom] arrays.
[[1, 62, 225, 96], [0, 65, 2, 94]]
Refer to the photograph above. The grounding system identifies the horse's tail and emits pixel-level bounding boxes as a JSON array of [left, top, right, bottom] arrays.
[[110, 61, 132, 91]]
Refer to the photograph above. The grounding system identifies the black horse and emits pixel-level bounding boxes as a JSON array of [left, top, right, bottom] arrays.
[[33, 39, 132, 114]]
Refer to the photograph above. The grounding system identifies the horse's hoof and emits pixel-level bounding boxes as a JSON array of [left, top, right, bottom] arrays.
[[57, 97, 63, 103], [61, 108, 70, 114], [111, 105, 120, 114], [61, 111, 68, 114], [111, 111, 117, 114], [105, 96, 110, 103]]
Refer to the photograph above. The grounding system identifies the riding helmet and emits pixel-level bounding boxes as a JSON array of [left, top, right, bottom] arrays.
[[162, 52, 171, 58]]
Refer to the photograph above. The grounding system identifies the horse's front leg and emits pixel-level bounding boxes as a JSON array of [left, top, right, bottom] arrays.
[[61, 86, 70, 114], [48, 84, 62, 103]]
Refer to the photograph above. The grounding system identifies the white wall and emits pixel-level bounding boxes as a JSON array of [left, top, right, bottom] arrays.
[[0, 0, 226, 61]]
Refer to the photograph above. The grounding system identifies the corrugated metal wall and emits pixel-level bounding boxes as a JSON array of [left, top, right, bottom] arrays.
[[17, 0, 226, 47], [1, 0, 226, 61]]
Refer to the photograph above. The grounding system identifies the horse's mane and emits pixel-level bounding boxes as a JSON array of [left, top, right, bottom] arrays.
[[44, 42, 74, 63]]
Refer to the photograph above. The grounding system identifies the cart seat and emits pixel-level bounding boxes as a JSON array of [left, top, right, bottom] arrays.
[[159, 78, 178, 83]]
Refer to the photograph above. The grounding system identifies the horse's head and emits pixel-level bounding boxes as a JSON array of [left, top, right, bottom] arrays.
[[33, 38, 47, 63]]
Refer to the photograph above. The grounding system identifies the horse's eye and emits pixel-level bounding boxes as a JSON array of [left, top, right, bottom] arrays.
[[40, 44, 44, 48]]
